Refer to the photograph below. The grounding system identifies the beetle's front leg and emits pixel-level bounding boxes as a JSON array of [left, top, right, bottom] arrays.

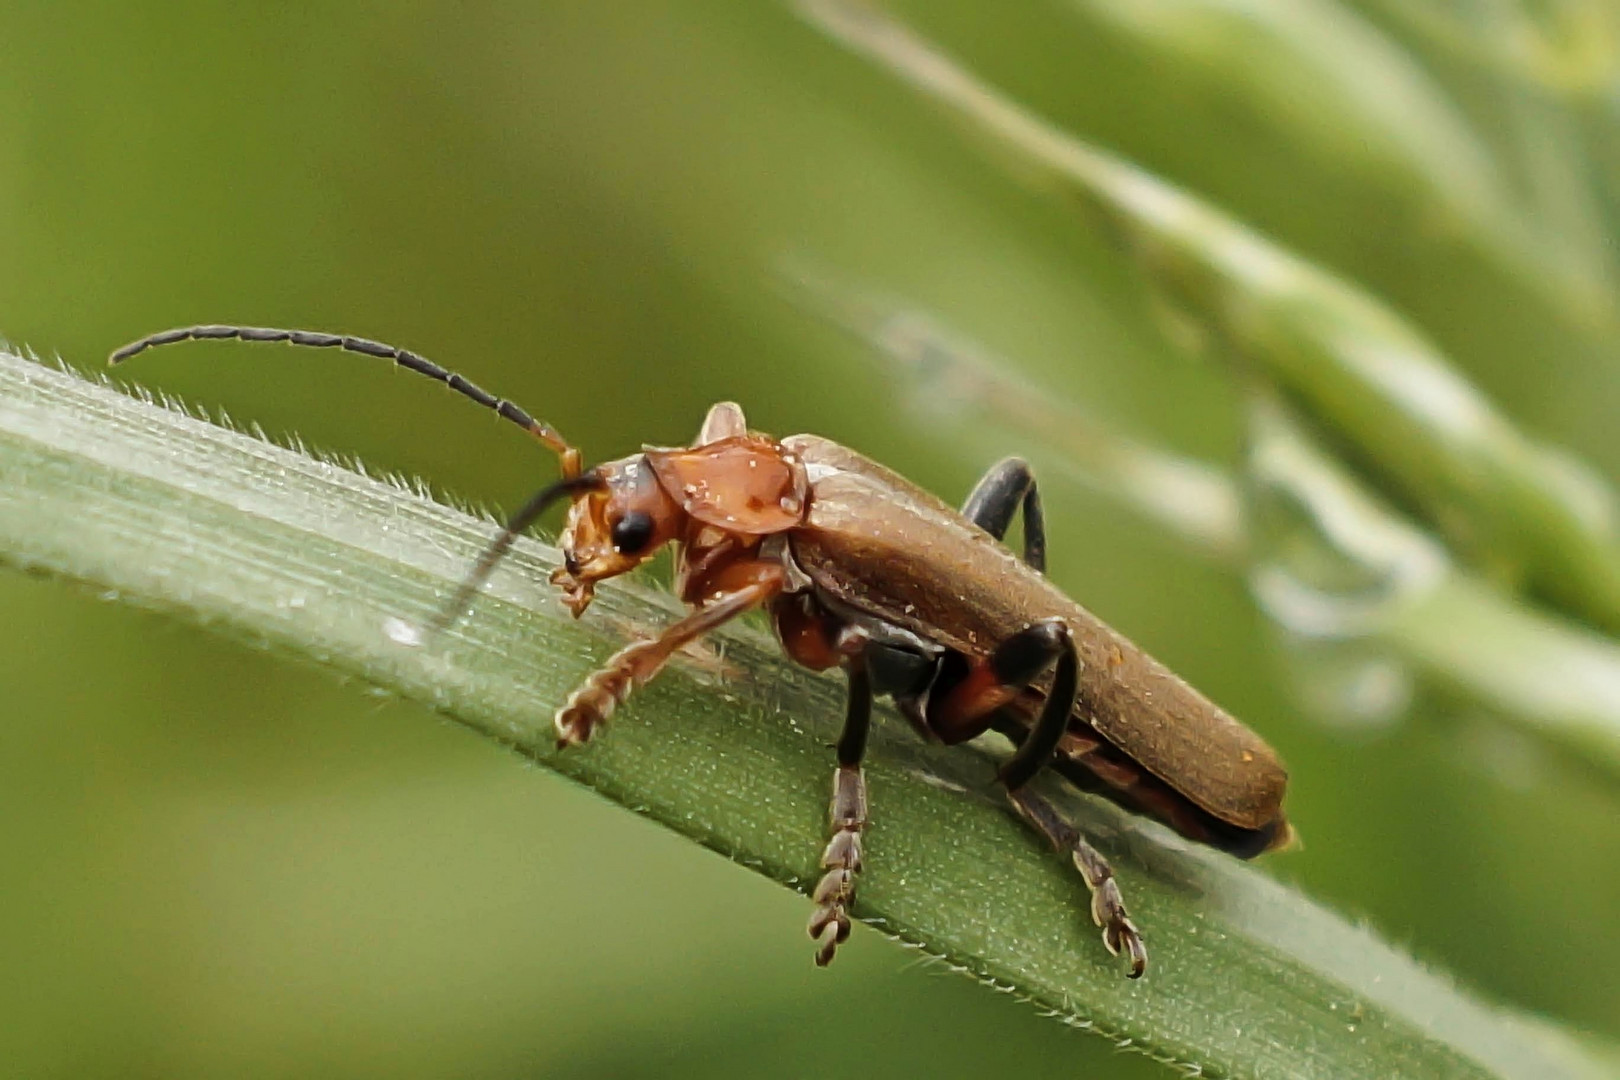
[[554, 563, 783, 747], [808, 652, 872, 966]]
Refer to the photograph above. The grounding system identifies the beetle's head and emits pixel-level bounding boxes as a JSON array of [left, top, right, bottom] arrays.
[[550, 454, 684, 616]]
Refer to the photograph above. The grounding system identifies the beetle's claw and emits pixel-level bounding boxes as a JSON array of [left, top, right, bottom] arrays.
[[1103, 919, 1148, 979], [807, 857, 858, 967], [808, 764, 866, 967], [1125, 932, 1148, 979], [807, 901, 851, 967], [554, 696, 610, 748], [554, 705, 603, 748], [1090, 880, 1147, 978]]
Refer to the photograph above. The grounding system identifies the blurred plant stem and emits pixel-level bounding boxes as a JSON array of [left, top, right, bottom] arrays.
[[779, 257, 1247, 562], [0, 347, 1611, 1078], [797, 0, 1620, 641], [1358, 0, 1620, 98], [1247, 394, 1620, 775], [1064, 0, 1620, 328]]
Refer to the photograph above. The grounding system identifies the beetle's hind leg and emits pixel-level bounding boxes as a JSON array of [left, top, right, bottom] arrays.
[[963, 457, 1045, 571], [994, 625, 1148, 977], [808, 652, 872, 966], [1007, 784, 1147, 978], [963, 463, 1145, 974]]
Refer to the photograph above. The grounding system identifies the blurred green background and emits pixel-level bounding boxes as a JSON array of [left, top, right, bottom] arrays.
[[3, 2, 1618, 1077]]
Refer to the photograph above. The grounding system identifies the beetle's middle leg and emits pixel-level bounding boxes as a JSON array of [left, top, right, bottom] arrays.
[[962, 457, 1045, 571]]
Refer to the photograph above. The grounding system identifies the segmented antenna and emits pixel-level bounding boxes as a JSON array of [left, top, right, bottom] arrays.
[[109, 324, 581, 475]]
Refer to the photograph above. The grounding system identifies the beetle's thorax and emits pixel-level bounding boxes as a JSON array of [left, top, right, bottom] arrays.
[[553, 415, 813, 616], [660, 434, 811, 605]]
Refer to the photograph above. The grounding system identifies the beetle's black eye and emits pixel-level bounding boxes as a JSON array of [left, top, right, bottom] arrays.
[[610, 510, 656, 554]]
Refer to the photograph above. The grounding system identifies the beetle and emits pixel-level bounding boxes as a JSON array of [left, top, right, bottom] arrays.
[[111, 324, 1294, 978]]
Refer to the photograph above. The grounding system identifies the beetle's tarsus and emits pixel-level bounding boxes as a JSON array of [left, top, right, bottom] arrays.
[[808, 764, 866, 967], [1008, 785, 1149, 978], [553, 672, 619, 744], [808, 658, 872, 967], [552, 572, 784, 751], [553, 640, 649, 746], [1087, 864, 1147, 978]]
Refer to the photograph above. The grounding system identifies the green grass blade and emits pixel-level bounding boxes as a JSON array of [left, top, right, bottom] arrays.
[[1, 347, 1611, 1078]]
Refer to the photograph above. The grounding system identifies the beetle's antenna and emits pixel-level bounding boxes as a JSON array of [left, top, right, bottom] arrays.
[[428, 471, 606, 635], [109, 325, 582, 477]]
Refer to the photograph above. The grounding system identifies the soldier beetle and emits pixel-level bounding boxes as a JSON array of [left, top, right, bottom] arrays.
[[111, 324, 1294, 978]]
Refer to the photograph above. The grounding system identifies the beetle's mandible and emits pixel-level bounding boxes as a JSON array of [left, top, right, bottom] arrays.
[[111, 324, 1295, 978]]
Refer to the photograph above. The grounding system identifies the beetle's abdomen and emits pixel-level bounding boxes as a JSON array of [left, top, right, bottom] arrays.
[[783, 435, 1287, 834]]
